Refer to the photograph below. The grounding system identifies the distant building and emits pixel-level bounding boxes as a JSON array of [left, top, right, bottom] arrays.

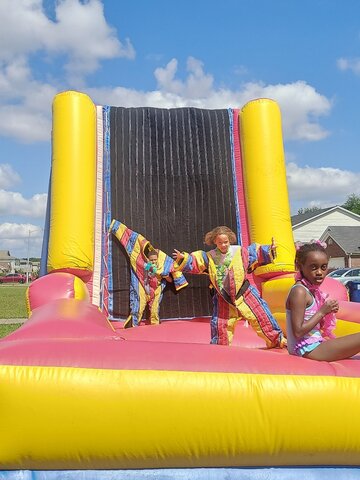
[[291, 206, 360, 269], [320, 226, 360, 268], [292, 206, 360, 243], [15, 258, 40, 274], [0, 250, 16, 273]]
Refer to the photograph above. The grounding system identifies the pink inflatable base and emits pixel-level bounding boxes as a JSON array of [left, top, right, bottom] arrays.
[[1, 298, 360, 378], [113, 317, 267, 348]]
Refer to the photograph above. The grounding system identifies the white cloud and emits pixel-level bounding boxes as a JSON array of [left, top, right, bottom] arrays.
[[0, 0, 134, 80], [0, 104, 52, 142], [0, 190, 47, 217], [0, 223, 43, 258], [0, 56, 56, 141], [0, 0, 135, 141], [249, 81, 331, 141], [48, 0, 135, 85], [89, 58, 331, 142], [337, 57, 360, 75], [0, 164, 21, 189], [154, 57, 214, 99], [286, 162, 360, 208], [233, 65, 249, 76], [0, 0, 331, 145]]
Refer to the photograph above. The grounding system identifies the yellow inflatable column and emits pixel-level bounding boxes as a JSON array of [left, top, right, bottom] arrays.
[[48, 91, 96, 281], [240, 98, 295, 277]]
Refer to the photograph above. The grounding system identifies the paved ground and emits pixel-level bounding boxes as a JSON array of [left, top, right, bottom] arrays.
[[0, 318, 26, 324]]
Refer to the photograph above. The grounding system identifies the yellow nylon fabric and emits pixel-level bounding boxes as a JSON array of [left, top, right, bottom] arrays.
[[1, 365, 360, 469], [47, 91, 96, 277], [207, 249, 245, 296], [25, 286, 31, 317], [73, 275, 90, 301], [239, 100, 295, 277], [112, 220, 180, 288], [179, 249, 246, 296]]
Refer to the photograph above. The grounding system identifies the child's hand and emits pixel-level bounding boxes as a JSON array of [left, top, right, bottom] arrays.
[[271, 237, 277, 259], [172, 249, 184, 262], [321, 299, 339, 315]]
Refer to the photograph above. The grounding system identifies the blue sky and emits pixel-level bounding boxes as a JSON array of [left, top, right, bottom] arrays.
[[1, 0, 360, 258]]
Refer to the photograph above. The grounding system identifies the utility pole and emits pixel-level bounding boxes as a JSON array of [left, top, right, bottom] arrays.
[[26, 230, 31, 284], [25, 227, 43, 283]]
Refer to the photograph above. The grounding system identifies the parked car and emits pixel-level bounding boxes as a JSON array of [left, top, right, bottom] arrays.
[[0, 273, 26, 284], [327, 268, 360, 286]]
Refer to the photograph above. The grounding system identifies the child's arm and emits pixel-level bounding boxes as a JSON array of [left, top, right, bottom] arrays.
[[247, 240, 276, 273], [172, 249, 209, 274], [158, 254, 188, 291], [171, 271, 188, 290], [287, 286, 339, 339], [109, 219, 147, 261]]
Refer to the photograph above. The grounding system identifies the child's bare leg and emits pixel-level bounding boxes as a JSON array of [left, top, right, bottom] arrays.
[[305, 333, 360, 362]]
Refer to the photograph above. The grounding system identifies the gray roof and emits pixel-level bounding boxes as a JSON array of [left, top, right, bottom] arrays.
[[291, 207, 333, 226], [291, 205, 360, 227], [0, 250, 15, 260], [322, 226, 360, 254]]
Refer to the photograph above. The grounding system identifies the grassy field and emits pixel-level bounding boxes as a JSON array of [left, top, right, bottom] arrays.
[[0, 323, 21, 338], [0, 285, 28, 318], [0, 285, 27, 338]]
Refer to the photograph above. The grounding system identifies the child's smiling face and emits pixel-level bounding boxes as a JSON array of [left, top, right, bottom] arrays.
[[214, 234, 230, 254]]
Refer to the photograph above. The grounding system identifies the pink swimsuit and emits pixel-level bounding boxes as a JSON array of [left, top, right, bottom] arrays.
[[286, 284, 324, 357]]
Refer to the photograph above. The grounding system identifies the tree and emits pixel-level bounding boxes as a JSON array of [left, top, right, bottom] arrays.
[[297, 206, 322, 215], [342, 194, 360, 216]]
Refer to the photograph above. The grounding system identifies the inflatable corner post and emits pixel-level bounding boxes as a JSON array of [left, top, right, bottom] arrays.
[[240, 98, 295, 277], [2, 91, 360, 480], [48, 91, 96, 281]]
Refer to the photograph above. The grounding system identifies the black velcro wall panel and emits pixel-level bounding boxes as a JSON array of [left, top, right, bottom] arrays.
[[110, 106, 238, 320]]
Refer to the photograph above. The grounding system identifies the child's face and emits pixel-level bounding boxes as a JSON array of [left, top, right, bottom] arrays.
[[148, 254, 158, 266], [214, 234, 230, 254], [299, 251, 328, 286]]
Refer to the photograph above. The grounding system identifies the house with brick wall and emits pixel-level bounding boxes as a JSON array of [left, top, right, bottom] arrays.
[[292, 206, 360, 269], [320, 226, 360, 268], [0, 250, 16, 273], [292, 206, 360, 243]]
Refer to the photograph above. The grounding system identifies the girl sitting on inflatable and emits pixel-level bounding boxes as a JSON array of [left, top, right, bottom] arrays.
[[287, 240, 360, 361]]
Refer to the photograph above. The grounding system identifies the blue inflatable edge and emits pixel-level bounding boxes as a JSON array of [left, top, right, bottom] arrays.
[[39, 171, 51, 277], [228, 108, 242, 246], [2, 468, 360, 480], [102, 105, 113, 318]]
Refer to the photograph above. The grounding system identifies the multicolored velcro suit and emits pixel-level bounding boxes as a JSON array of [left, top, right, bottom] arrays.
[[175, 244, 285, 347], [110, 219, 188, 326]]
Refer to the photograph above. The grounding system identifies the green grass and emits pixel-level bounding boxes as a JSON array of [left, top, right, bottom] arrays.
[[0, 323, 21, 339], [0, 285, 28, 318]]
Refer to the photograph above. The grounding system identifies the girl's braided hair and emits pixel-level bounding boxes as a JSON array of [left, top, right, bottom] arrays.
[[295, 240, 328, 267]]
